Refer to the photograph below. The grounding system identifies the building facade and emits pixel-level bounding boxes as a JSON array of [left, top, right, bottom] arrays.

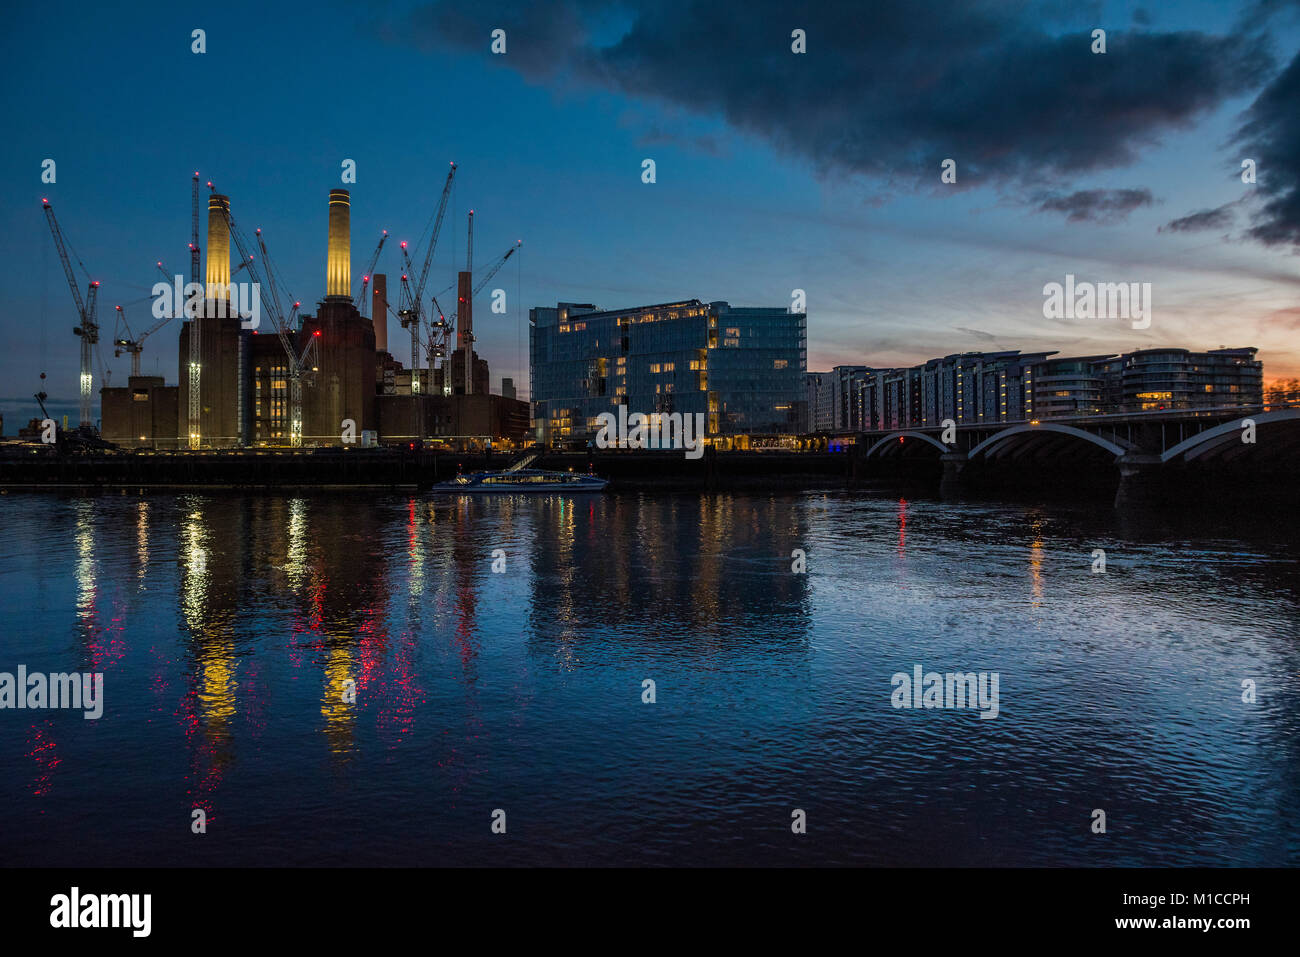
[[804, 371, 835, 432], [807, 346, 1263, 433], [530, 299, 806, 445], [100, 375, 180, 449]]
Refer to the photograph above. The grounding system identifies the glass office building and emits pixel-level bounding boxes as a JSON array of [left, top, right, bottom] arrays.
[[530, 299, 806, 445]]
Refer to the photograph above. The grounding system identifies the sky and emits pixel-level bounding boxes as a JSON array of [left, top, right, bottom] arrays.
[[2, 0, 1298, 426]]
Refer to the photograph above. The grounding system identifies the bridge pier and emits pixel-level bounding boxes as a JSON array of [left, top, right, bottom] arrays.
[[1114, 452, 1163, 509], [939, 451, 967, 499]]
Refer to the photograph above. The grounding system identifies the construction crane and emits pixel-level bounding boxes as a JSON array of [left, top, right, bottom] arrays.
[[398, 162, 456, 393], [467, 240, 520, 301], [113, 303, 178, 377], [253, 228, 316, 446], [188, 171, 202, 449], [42, 198, 99, 431], [354, 229, 388, 316], [426, 293, 452, 372]]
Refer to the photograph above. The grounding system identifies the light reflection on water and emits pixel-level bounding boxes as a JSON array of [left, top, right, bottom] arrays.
[[0, 490, 1297, 866]]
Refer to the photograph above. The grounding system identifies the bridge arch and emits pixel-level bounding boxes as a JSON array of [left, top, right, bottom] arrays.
[[864, 431, 950, 458], [1160, 409, 1300, 463], [967, 423, 1135, 461]]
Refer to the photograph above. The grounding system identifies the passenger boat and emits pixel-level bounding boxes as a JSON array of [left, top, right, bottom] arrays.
[[431, 468, 608, 493]]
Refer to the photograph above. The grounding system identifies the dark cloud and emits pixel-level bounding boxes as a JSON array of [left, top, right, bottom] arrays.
[[1159, 201, 1240, 233], [395, 0, 1274, 201], [1233, 50, 1300, 247], [1035, 188, 1155, 223]]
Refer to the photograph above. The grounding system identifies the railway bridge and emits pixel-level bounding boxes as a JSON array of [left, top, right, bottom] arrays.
[[850, 406, 1300, 506]]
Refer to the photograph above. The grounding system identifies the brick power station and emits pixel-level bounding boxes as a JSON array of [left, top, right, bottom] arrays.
[[100, 188, 528, 450]]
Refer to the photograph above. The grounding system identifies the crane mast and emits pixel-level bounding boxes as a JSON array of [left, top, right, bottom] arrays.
[[354, 229, 388, 315], [114, 306, 142, 377], [398, 162, 456, 398], [42, 199, 98, 429], [188, 172, 202, 448], [398, 252, 419, 393]]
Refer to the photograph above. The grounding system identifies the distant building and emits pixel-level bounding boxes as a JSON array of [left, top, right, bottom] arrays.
[[1114, 347, 1261, 412], [100, 187, 525, 449], [99, 375, 180, 449], [501, 377, 516, 400], [832, 365, 869, 431], [530, 299, 806, 445], [377, 392, 530, 444], [813, 346, 1264, 433], [804, 371, 835, 432], [1029, 355, 1112, 418]]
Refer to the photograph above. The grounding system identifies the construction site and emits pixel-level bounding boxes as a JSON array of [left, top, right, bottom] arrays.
[[32, 165, 530, 454]]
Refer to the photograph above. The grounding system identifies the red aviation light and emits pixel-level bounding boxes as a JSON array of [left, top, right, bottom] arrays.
[[313, 330, 321, 337]]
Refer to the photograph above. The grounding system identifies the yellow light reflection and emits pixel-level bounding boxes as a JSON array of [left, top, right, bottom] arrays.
[[199, 644, 237, 725], [1028, 521, 1045, 607], [321, 645, 356, 756]]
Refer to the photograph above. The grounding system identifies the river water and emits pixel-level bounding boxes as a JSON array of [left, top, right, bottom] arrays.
[[1, 489, 1297, 866]]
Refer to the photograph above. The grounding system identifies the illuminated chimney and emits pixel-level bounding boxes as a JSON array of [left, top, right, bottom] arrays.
[[326, 188, 350, 299], [205, 194, 231, 298], [371, 273, 387, 352]]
